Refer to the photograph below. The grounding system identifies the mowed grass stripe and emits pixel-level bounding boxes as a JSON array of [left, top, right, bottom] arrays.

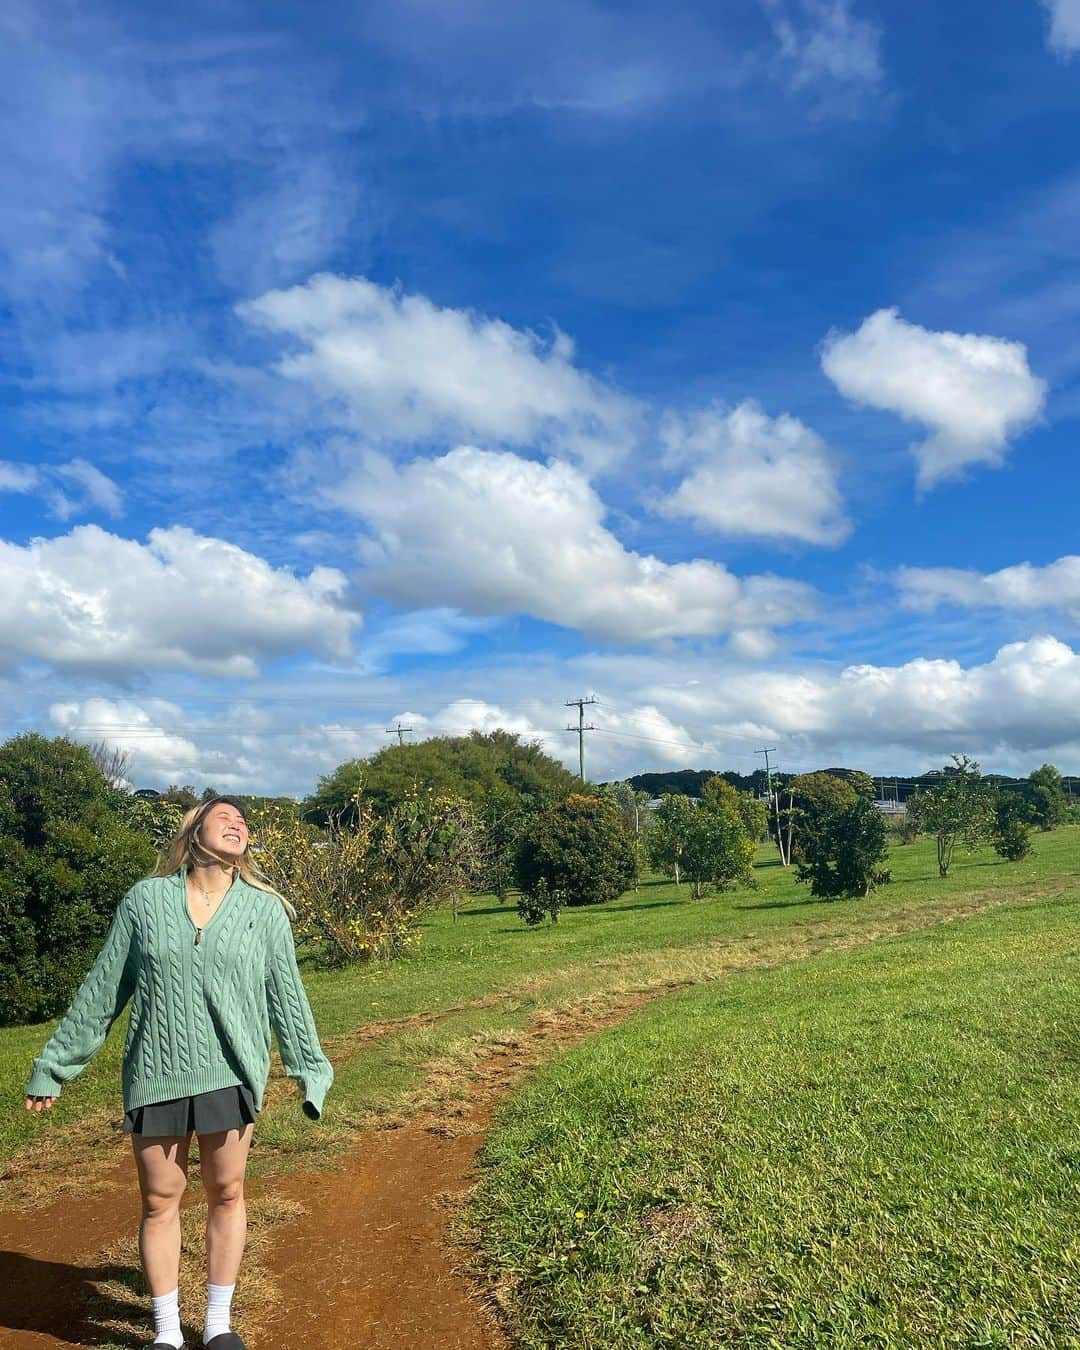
[[465, 892, 1080, 1349]]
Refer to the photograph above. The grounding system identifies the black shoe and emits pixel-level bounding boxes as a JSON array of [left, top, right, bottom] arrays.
[[203, 1336, 246, 1350]]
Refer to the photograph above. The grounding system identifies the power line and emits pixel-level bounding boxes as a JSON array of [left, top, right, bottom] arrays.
[[385, 722, 414, 746]]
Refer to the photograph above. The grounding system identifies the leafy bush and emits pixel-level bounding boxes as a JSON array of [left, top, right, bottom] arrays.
[[254, 788, 480, 963], [0, 735, 155, 1025], [994, 819, 1033, 862], [796, 797, 890, 900], [514, 794, 636, 916], [782, 772, 859, 863], [517, 878, 561, 927], [1025, 764, 1067, 831]]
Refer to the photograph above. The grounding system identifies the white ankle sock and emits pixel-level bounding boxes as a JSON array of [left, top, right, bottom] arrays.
[[204, 1281, 235, 1341], [150, 1286, 184, 1348]]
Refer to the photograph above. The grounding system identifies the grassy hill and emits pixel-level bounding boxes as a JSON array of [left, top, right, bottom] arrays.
[[3, 827, 1078, 1348]]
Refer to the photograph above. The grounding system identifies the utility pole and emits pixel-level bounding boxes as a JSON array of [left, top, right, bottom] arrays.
[[565, 697, 598, 782], [385, 723, 413, 746], [756, 746, 787, 865]]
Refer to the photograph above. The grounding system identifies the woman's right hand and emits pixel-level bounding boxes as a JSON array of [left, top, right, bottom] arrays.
[[24, 1096, 57, 1112]]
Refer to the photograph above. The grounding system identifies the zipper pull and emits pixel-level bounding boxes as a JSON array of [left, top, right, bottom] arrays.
[[194, 927, 202, 946]]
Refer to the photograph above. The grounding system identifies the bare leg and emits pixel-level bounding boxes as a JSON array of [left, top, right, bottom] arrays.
[[132, 1133, 191, 1295], [199, 1123, 254, 1286]]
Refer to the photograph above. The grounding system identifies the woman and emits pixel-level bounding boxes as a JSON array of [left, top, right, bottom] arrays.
[[24, 796, 332, 1350]]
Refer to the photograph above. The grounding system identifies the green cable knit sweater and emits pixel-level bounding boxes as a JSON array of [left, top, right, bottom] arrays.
[[26, 871, 333, 1119]]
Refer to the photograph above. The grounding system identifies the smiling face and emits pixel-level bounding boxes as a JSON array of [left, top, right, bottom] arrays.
[[198, 802, 250, 862]]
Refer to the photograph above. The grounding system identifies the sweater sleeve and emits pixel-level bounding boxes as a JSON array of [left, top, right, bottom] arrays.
[[26, 893, 138, 1099], [265, 907, 333, 1120]]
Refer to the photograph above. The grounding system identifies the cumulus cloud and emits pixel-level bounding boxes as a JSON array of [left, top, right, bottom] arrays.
[[896, 555, 1080, 621], [821, 308, 1047, 489], [0, 525, 359, 676], [762, 0, 882, 89], [50, 698, 201, 780], [658, 400, 850, 546], [0, 457, 124, 519], [239, 274, 642, 472], [28, 635, 1080, 795], [322, 445, 816, 642], [1043, 0, 1080, 54]]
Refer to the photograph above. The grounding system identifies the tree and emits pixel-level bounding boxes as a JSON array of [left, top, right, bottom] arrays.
[[796, 797, 890, 899], [514, 795, 636, 920], [681, 793, 756, 901], [304, 731, 580, 823], [907, 755, 995, 878], [0, 735, 155, 1025], [783, 772, 859, 863], [701, 775, 769, 843], [1025, 764, 1067, 831], [646, 794, 695, 885], [88, 740, 132, 791]]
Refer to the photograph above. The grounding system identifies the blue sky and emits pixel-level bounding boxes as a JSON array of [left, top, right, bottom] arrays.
[[3, 0, 1080, 794]]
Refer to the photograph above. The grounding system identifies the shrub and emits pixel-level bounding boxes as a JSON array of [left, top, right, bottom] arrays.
[[517, 878, 561, 927], [514, 794, 636, 916], [254, 788, 481, 962], [994, 819, 1033, 862], [0, 735, 155, 1025], [1025, 764, 1067, 831], [796, 797, 890, 900]]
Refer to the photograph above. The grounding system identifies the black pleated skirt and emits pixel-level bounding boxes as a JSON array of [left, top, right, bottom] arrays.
[[122, 1084, 259, 1137]]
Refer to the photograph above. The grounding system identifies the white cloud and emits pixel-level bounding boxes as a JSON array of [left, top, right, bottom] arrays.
[[658, 400, 850, 546], [821, 308, 1047, 489], [323, 444, 816, 642], [239, 274, 642, 472], [0, 458, 124, 519], [0, 462, 40, 494], [1043, 0, 1080, 54], [761, 0, 882, 89], [0, 525, 359, 676], [50, 698, 201, 780], [22, 635, 1080, 796], [896, 555, 1080, 621]]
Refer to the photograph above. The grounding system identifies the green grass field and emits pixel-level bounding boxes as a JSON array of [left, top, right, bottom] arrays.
[[3, 828, 1070, 1170], [466, 844, 1080, 1348], [3, 828, 1079, 1347]]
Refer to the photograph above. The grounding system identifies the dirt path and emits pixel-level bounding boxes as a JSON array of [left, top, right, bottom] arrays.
[[0, 998, 648, 1350]]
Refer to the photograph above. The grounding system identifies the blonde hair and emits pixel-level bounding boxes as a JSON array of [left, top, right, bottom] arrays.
[[152, 797, 296, 920]]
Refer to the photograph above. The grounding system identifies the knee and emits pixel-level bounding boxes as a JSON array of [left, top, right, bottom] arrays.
[[206, 1178, 244, 1211], [141, 1184, 185, 1223]]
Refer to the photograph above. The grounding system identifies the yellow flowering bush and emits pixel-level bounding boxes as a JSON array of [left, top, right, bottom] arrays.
[[250, 787, 481, 964]]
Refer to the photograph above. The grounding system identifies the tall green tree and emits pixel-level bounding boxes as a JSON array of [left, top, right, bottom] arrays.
[[0, 735, 155, 1025], [304, 730, 580, 822], [782, 772, 859, 863], [1025, 764, 1067, 831]]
